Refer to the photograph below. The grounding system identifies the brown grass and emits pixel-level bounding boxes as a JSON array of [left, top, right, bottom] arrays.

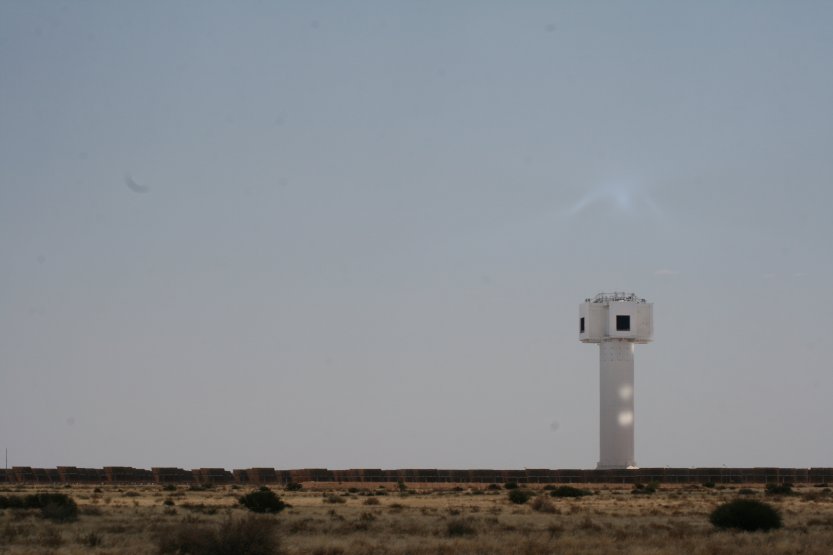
[[0, 483, 831, 553]]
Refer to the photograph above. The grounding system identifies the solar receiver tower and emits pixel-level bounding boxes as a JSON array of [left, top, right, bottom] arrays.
[[580, 293, 653, 469]]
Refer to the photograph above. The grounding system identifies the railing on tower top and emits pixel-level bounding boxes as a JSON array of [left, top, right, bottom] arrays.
[[587, 292, 647, 304]]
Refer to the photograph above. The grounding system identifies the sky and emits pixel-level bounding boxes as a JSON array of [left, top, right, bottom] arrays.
[[1, 1, 832, 471]]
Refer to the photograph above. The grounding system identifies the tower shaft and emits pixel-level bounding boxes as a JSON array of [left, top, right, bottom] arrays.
[[598, 340, 635, 469]]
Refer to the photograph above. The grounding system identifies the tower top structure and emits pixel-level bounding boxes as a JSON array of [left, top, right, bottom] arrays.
[[580, 292, 653, 344]]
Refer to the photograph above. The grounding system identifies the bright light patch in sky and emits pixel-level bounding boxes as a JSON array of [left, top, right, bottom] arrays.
[[568, 183, 662, 218]]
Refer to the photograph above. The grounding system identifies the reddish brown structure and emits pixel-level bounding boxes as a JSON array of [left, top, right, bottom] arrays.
[[2, 467, 831, 485]]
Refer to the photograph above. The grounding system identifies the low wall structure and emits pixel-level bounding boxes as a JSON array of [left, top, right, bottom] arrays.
[[2, 467, 831, 485]]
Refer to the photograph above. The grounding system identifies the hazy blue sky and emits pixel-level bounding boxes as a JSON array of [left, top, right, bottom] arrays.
[[2, 1, 832, 470]]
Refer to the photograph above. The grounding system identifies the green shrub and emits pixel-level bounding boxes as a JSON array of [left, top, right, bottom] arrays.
[[504, 482, 519, 490], [550, 486, 592, 498], [738, 488, 756, 495], [702, 481, 716, 488], [239, 488, 287, 514], [508, 489, 533, 504], [323, 494, 347, 504], [363, 497, 380, 506], [487, 484, 501, 490], [710, 499, 782, 531], [765, 483, 794, 496], [285, 482, 303, 492]]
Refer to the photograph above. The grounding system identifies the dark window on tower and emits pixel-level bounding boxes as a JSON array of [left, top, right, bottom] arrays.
[[616, 315, 630, 331], [580, 317, 585, 333]]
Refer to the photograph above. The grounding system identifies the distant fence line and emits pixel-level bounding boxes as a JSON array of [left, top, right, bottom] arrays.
[[1, 467, 831, 485]]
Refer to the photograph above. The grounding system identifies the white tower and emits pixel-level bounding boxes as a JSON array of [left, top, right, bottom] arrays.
[[580, 292, 653, 469]]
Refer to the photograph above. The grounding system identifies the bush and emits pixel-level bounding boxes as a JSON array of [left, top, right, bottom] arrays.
[[323, 495, 347, 504], [738, 488, 756, 495], [363, 497, 380, 506], [504, 482, 519, 490], [239, 488, 287, 514], [40, 525, 64, 548], [0, 493, 78, 522], [631, 483, 658, 495], [765, 483, 794, 496], [285, 482, 303, 492], [530, 496, 557, 513], [550, 486, 592, 498], [181, 503, 218, 515], [0, 496, 24, 509], [79, 531, 103, 547], [508, 489, 533, 504], [41, 498, 79, 523], [703, 481, 716, 488], [710, 499, 782, 532], [446, 518, 476, 536], [214, 515, 280, 555], [487, 484, 501, 490], [156, 514, 279, 555]]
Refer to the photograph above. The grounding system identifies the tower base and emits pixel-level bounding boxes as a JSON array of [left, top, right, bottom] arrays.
[[596, 463, 640, 470]]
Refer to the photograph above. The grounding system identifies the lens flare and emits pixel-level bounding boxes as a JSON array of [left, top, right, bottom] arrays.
[[618, 384, 633, 400], [618, 411, 634, 427], [568, 183, 661, 218]]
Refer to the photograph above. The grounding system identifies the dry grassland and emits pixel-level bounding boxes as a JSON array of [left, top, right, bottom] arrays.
[[1, 482, 833, 554]]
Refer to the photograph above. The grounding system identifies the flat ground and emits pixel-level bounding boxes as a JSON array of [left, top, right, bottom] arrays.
[[1, 482, 832, 554]]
